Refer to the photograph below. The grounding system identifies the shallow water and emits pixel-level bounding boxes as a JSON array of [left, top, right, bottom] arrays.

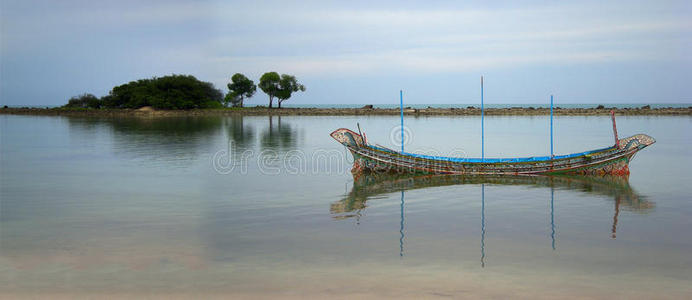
[[1, 114, 691, 298]]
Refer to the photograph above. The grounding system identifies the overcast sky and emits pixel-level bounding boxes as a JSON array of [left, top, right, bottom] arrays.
[[1, 0, 690, 106]]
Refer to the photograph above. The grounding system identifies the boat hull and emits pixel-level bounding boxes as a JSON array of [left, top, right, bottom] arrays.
[[331, 128, 654, 176], [349, 149, 633, 175]]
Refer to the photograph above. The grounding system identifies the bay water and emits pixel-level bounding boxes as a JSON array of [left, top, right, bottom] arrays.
[[1, 114, 690, 298]]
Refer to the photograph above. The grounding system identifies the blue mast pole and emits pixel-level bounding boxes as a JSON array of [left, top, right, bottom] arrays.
[[400, 90, 404, 153], [481, 76, 484, 162], [550, 95, 554, 158]]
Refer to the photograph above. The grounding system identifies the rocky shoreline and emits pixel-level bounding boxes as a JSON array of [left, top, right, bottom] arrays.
[[1, 106, 690, 117]]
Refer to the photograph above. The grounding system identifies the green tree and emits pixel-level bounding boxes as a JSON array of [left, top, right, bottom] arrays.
[[224, 91, 242, 107], [276, 74, 306, 108], [258, 72, 281, 108], [100, 74, 223, 109], [227, 73, 256, 107]]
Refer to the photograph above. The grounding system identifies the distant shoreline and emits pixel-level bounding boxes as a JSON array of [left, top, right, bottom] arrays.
[[1, 106, 690, 117]]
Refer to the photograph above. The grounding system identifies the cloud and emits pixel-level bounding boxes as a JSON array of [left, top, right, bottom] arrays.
[[210, 50, 643, 79], [1, 0, 690, 105], [208, 2, 691, 78]]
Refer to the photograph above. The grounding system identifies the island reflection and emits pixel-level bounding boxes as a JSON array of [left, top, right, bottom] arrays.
[[67, 116, 223, 165]]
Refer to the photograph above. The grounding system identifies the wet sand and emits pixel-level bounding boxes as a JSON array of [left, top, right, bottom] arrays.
[[1, 106, 690, 117], [2, 258, 689, 299]]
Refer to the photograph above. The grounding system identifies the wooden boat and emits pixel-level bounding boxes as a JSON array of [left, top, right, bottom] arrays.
[[330, 114, 655, 175]]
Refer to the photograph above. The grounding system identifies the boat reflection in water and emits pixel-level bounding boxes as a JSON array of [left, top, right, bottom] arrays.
[[331, 173, 654, 265]]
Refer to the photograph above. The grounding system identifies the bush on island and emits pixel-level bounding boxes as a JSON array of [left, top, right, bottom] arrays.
[[105, 75, 223, 109], [65, 75, 223, 110]]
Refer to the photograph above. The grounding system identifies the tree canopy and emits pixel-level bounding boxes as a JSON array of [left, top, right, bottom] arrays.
[[64, 75, 223, 110], [259, 72, 305, 108], [276, 74, 306, 108], [226, 73, 256, 107], [104, 75, 223, 109], [258, 72, 281, 108], [224, 91, 242, 108]]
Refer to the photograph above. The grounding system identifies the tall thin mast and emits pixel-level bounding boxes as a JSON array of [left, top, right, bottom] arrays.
[[550, 95, 554, 158], [400, 90, 404, 153], [481, 76, 484, 162]]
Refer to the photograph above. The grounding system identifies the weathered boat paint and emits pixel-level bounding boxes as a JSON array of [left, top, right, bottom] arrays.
[[330, 128, 655, 176]]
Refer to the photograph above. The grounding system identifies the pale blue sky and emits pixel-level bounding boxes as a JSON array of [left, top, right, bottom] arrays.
[[1, 0, 690, 106]]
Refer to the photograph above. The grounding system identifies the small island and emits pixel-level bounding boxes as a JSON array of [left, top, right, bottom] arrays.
[[1, 73, 690, 117], [55, 72, 305, 110]]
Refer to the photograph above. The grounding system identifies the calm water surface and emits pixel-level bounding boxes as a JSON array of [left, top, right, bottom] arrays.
[[1, 114, 691, 298]]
